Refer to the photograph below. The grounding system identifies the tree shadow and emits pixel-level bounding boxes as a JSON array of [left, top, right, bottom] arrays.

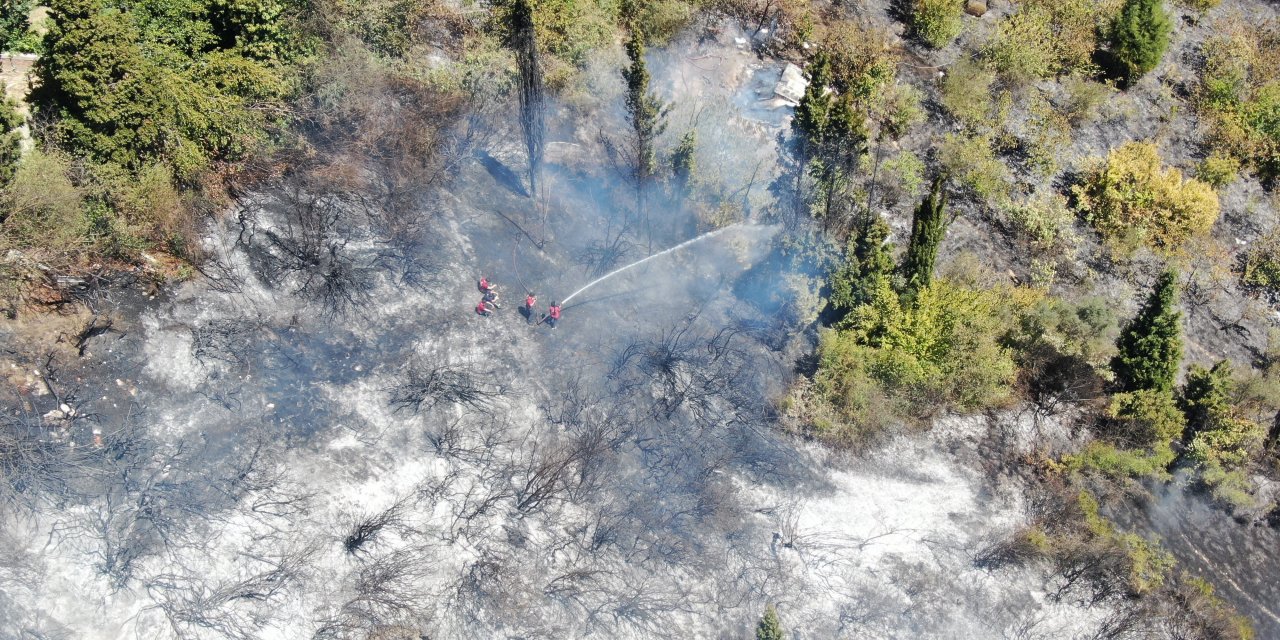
[[475, 150, 530, 198]]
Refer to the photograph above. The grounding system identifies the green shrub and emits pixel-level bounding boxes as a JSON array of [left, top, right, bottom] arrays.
[[1240, 231, 1280, 291], [529, 0, 620, 65], [631, 0, 693, 45], [1200, 467, 1257, 510], [1175, 0, 1222, 12], [982, 0, 1105, 82], [875, 82, 924, 140], [1065, 440, 1176, 479], [1008, 296, 1117, 364], [940, 58, 995, 129], [912, 0, 962, 49], [1196, 22, 1280, 183], [939, 132, 1010, 206], [876, 150, 925, 204], [1180, 362, 1266, 504], [1023, 97, 1073, 177], [1060, 74, 1115, 125], [821, 21, 898, 103], [1079, 491, 1175, 594], [1074, 141, 1220, 252], [1197, 152, 1241, 188], [1107, 387, 1186, 446], [1, 149, 89, 258], [1003, 191, 1078, 254], [832, 278, 1036, 412], [1108, 0, 1171, 85]]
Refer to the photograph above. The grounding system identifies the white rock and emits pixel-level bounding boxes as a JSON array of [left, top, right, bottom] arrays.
[[774, 63, 808, 106]]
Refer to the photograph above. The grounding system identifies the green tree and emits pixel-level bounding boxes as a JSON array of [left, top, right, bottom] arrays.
[[621, 26, 667, 183], [792, 52, 834, 154], [0, 0, 33, 51], [1112, 270, 1182, 393], [899, 176, 948, 302], [209, 0, 289, 61], [829, 213, 894, 321], [1181, 360, 1232, 440], [0, 87, 22, 185], [756, 604, 784, 640], [671, 129, 696, 196], [790, 51, 867, 223], [1109, 0, 1171, 85], [30, 0, 290, 180]]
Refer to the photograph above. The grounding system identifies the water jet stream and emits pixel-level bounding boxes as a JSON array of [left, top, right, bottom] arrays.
[[561, 224, 747, 305]]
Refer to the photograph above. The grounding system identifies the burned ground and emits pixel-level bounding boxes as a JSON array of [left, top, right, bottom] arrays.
[[1, 8, 1279, 640]]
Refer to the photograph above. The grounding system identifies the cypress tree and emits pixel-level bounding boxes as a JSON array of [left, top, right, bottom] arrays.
[[756, 604, 785, 640], [791, 53, 867, 223], [898, 176, 948, 302], [788, 53, 834, 222], [792, 52, 834, 155], [621, 27, 667, 183], [1180, 360, 1232, 440], [1109, 0, 1171, 85], [1112, 270, 1182, 393], [508, 0, 545, 195], [829, 212, 895, 321]]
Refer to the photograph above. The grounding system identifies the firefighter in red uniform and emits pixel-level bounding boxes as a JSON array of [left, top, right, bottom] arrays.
[[546, 302, 561, 329], [476, 299, 492, 317], [524, 293, 537, 324], [478, 276, 492, 293]]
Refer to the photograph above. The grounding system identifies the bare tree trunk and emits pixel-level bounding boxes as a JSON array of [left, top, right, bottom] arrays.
[[511, 0, 545, 196]]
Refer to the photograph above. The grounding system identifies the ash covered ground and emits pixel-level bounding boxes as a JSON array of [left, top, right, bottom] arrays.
[[1, 19, 1278, 640]]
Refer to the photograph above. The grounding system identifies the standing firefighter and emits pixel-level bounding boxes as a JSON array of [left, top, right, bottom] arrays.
[[524, 292, 537, 324], [546, 301, 561, 329]]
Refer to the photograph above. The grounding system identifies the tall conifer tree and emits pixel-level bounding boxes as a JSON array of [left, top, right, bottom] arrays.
[[756, 604, 785, 640], [899, 176, 948, 302], [1113, 270, 1183, 393], [1109, 0, 1171, 85]]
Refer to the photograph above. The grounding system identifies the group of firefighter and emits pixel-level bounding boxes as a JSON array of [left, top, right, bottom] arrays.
[[475, 276, 561, 328]]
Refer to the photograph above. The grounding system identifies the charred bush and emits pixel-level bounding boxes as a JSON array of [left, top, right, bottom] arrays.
[[190, 318, 264, 368], [236, 180, 375, 318], [389, 361, 508, 414], [344, 497, 409, 555], [145, 549, 312, 640], [316, 548, 433, 639]]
